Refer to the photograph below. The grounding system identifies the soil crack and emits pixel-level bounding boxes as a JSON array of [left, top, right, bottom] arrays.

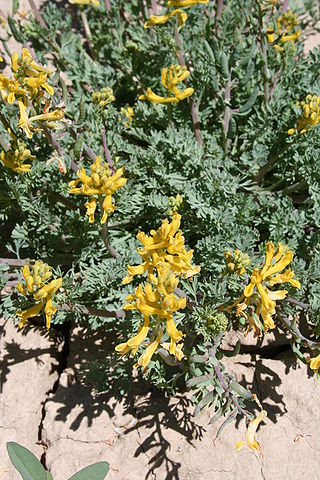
[[37, 322, 71, 469]]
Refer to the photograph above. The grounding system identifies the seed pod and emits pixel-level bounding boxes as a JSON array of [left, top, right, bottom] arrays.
[[239, 86, 259, 114], [13, 0, 20, 14], [74, 133, 83, 160], [8, 16, 23, 43], [220, 52, 229, 80], [227, 116, 237, 139], [78, 98, 86, 125]]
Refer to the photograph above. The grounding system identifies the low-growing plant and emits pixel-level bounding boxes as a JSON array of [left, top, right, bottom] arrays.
[[1, 0, 320, 454]]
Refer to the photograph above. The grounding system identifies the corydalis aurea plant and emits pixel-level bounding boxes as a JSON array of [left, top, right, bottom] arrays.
[[116, 213, 200, 368], [16, 261, 62, 329], [139, 65, 194, 104], [223, 242, 301, 336], [288, 94, 320, 135], [69, 156, 127, 224]]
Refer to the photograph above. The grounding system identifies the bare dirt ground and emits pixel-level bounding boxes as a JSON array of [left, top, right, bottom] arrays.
[[1, 1, 320, 479]]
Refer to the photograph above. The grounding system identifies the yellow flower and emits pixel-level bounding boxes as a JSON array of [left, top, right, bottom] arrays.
[[288, 94, 320, 135], [92, 87, 115, 107], [168, 193, 183, 216], [0, 140, 35, 173], [308, 353, 320, 374], [11, 48, 52, 77], [225, 242, 300, 336], [139, 65, 194, 104], [120, 106, 134, 127], [267, 10, 301, 51], [144, 9, 187, 28], [236, 409, 267, 454], [16, 261, 62, 329], [44, 298, 57, 329], [69, 0, 100, 6], [0, 74, 27, 104], [69, 156, 127, 224], [135, 329, 164, 368], [224, 249, 250, 276], [167, 0, 208, 6], [116, 213, 199, 367], [17, 301, 46, 328]]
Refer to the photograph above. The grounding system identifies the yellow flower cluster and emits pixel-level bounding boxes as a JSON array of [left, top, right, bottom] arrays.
[[144, 0, 208, 28], [226, 242, 300, 336], [267, 10, 301, 51], [0, 139, 35, 173], [16, 261, 62, 329], [92, 86, 115, 107], [288, 94, 320, 135], [139, 64, 194, 104], [224, 249, 250, 276], [69, 156, 127, 224], [116, 213, 200, 368], [0, 48, 64, 139], [168, 193, 183, 216]]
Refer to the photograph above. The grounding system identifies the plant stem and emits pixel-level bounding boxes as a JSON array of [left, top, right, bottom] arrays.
[[254, 142, 289, 182], [98, 199, 121, 259], [285, 297, 312, 313], [210, 350, 250, 420], [42, 127, 79, 173], [279, 314, 320, 350], [256, 0, 269, 104], [104, 0, 111, 12], [223, 78, 231, 153], [28, 0, 48, 29], [62, 302, 125, 319], [0, 258, 31, 267], [102, 128, 115, 173], [80, 10, 96, 60], [281, 179, 307, 196], [174, 24, 203, 146]]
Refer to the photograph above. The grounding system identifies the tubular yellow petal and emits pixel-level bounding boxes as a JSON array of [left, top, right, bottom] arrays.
[[166, 316, 183, 343], [144, 9, 187, 28], [136, 329, 163, 368], [44, 297, 57, 329], [265, 250, 294, 277], [33, 278, 62, 300], [246, 410, 267, 452], [167, 0, 208, 6], [17, 301, 45, 327], [127, 315, 150, 347]]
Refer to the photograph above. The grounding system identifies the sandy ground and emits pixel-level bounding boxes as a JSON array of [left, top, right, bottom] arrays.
[[1, 1, 320, 479]]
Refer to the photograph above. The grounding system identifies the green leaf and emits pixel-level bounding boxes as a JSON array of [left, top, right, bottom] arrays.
[[238, 86, 259, 114], [7, 442, 47, 480], [220, 339, 241, 357], [68, 462, 109, 480], [46, 473, 54, 480], [229, 380, 253, 400], [194, 390, 215, 416]]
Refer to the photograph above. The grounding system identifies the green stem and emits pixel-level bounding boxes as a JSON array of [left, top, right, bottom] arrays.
[[256, 0, 269, 104]]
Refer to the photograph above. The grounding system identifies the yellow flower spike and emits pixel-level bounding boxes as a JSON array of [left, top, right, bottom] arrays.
[[0, 140, 35, 173], [136, 329, 164, 368], [17, 301, 46, 328], [144, 9, 187, 28], [167, 0, 208, 5], [92, 86, 114, 107], [268, 10, 300, 51], [69, 157, 126, 224], [116, 213, 199, 366], [44, 297, 57, 329], [231, 242, 300, 335], [139, 65, 193, 104]]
